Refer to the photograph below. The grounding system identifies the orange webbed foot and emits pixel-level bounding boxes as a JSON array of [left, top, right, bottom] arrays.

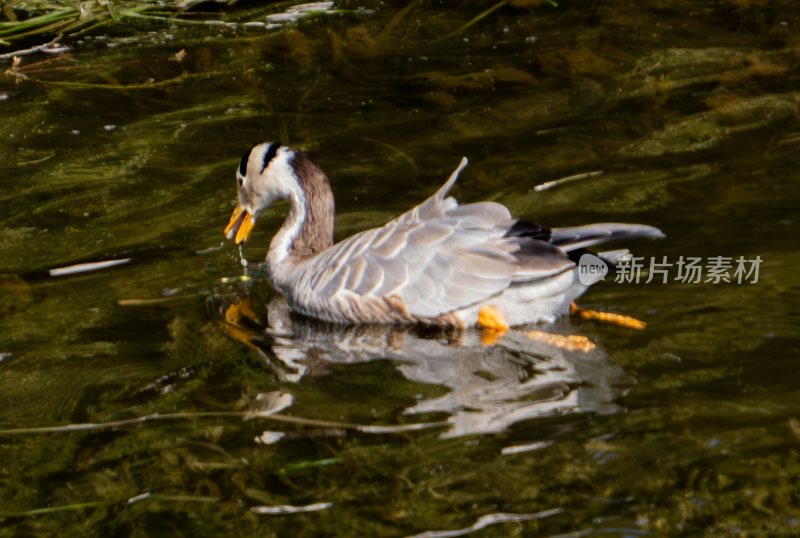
[[523, 330, 596, 352], [570, 302, 647, 330], [477, 305, 508, 345]]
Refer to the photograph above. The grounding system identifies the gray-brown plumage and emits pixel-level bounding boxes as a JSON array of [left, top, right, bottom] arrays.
[[224, 142, 664, 327]]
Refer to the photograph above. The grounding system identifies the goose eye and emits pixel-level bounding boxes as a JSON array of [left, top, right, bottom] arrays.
[[238, 177, 244, 187]]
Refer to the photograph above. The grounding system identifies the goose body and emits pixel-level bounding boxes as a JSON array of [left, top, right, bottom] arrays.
[[224, 143, 664, 328]]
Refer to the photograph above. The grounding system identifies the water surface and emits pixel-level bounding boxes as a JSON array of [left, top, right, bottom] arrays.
[[1, 1, 800, 536]]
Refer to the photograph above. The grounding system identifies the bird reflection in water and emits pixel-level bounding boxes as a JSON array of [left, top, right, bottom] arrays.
[[218, 295, 634, 439]]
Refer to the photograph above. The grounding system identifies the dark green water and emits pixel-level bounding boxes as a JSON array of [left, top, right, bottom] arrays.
[[2, 1, 800, 536]]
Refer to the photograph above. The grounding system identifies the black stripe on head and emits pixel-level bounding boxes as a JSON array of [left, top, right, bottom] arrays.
[[259, 143, 281, 174], [238, 146, 253, 177]]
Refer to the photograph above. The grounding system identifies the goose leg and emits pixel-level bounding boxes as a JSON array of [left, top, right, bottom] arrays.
[[476, 305, 508, 345], [523, 330, 595, 352], [476, 305, 596, 352], [569, 302, 646, 330]]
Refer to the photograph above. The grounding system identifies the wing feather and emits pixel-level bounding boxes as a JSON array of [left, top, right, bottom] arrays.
[[371, 225, 410, 259], [392, 158, 468, 224], [352, 260, 384, 295], [408, 221, 453, 245], [375, 254, 411, 295], [345, 256, 367, 289], [551, 223, 665, 251], [446, 201, 512, 223]]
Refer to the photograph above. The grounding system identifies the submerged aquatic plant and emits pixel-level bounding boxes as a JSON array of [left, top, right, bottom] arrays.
[[0, 1, 209, 44], [0, 0, 328, 52]]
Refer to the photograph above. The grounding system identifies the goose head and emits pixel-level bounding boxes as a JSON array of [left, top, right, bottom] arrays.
[[224, 142, 335, 262]]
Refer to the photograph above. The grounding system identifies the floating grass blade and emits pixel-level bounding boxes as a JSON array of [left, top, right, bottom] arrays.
[[0, 8, 76, 37], [439, 0, 508, 41], [0, 411, 447, 436], [275, 458, 342, 475]]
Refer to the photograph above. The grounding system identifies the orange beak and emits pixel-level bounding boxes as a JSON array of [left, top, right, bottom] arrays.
[[224, 207, 256, 244]]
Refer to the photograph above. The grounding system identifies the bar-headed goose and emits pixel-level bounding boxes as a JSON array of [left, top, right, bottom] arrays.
[[224, 142, 663, 332]]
